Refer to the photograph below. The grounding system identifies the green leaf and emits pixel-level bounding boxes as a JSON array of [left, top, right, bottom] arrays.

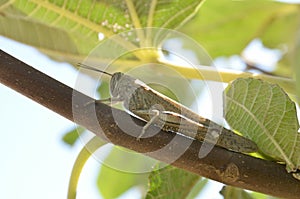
[[62, 126, 85, 146], [97, 147, 148, 199], [0, 0, 204, 62], [224, 78, 300, 173], [221, 186, 282, 199], [145, 165, 201, 199], [220, 186, 254, 199], [186, 178, 208, 199], [293, 30, 300, 104], [68, 137, 106, 199], [260, 5, 300, 49], [181, 0, 300, 57], [251, 191, 280, 199], [97, 81, 111, 100], [134, 0, 205, 29], [0, 14, 81, 57], [265, 9, 300, 79]]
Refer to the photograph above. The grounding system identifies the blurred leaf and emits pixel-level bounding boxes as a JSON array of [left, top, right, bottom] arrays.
[[0, 0, 204, 62], [293, 29, 300, 104], [220, 186, 254, 199], [0, 14, 81, 56], [145, 165, 200, 199], [267, 8, 300, 79], [97, 147, 149, 199], [296, 62, 300, 105], [97, 81, 111, 99], [251, 191, 280, 199], [224, 78, 300, 174], [274, 56, 294, 78], [181, 0, 300, 57], [62, 126, 85, 146], [136, 0, 205, 29], [186, 178, 208, 199], [68, 137, 106, 199], [260, 6, 300, 49]]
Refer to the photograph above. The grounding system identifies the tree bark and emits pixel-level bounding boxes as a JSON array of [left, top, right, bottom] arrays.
[[0, 49, 299, 199]]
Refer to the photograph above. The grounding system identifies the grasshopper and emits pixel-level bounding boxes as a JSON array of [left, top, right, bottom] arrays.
[[79, 64, 258, 153]]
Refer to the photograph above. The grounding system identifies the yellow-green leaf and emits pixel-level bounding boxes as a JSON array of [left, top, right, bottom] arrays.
[[220, 186, 254, 199]]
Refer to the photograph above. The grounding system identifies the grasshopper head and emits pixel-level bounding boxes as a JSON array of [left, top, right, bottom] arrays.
[[110, 72, 138, 100]]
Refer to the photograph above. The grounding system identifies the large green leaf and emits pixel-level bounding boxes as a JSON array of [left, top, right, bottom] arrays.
[[224, 78, 300, 174], [181, 0, 300, 57], [0, 0, 204, 62], [145, 165, 201, 199]]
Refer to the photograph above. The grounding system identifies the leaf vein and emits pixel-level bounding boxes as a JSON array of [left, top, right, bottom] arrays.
[[227, 96, 293, 167]]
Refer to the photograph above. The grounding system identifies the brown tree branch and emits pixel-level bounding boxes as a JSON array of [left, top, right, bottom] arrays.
[[0, 50, 299, 198]]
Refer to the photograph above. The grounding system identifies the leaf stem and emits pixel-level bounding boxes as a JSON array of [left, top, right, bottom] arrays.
[[67, 137, 105, 199], [162, 62, 296, 95]]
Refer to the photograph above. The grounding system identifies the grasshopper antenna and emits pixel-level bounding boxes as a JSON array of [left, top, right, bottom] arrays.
[[77, 63, 113, 76]]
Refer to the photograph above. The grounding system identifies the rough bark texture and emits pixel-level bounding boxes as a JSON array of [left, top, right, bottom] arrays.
[[0, 50, 299, 198]]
